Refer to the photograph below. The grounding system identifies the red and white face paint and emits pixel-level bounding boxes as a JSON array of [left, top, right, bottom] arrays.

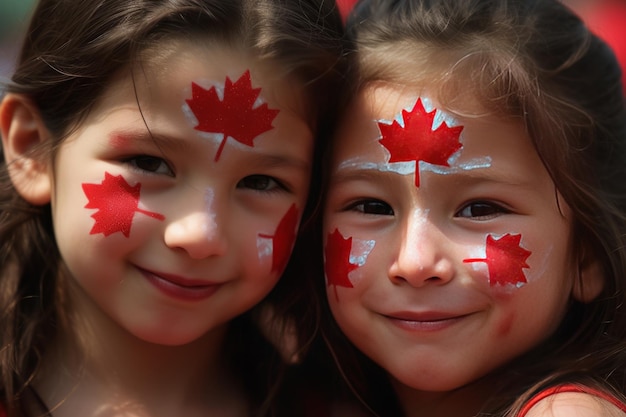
[[337, 96, 492, 183], [324, 83, 577, 394], [324, 228, 376, 301], [464, 233, 532, 288], [184, 70, 280, 162], [257, 203, 300, 274], [377, 97, 463, 187]]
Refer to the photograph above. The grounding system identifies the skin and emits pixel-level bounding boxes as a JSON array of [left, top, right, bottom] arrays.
[[323, 82, 604, 417], [1, 40, 312, 416]]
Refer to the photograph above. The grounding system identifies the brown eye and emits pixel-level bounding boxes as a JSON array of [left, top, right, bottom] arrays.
[[456, 201, 507, 219], [126, 155, 174, 176], [237, 175, 284, 192], [349, 200, 394, 215]]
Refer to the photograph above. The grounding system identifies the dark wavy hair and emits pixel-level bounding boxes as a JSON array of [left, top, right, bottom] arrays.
[[317, 0, 626, 415], [0, 0, 346, 416]]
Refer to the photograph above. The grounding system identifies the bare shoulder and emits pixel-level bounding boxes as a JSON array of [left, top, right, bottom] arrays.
[[524, 392, 626, 417]]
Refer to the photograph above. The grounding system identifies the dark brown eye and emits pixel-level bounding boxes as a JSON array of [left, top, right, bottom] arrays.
[[456, 201, 507, 219], [349, 200, 394, 215], [126, 155, 173, 176], [237, 175, 284, 192]]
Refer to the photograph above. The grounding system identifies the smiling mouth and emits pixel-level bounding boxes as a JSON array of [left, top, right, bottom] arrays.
[[383, 313, 467, 332], [138, 267, 221, 302]]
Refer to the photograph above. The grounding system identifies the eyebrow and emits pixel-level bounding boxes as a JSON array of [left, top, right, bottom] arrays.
[[244, 151, 311, 172], [445, 167, 532, 188], [330, 166, 398, 187], [108, 131, 192, 152]]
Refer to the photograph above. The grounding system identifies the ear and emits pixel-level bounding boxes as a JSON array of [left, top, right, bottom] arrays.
[[571, 252, 604, 303], [0, 93, 52, 205]]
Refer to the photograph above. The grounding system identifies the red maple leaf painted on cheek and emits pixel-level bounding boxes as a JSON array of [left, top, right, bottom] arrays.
[[82, 172, 165, 237], [258, 204, 299, 273], [463, 233, 532, 287], [185, 70, 280, 161], [378, 98, 463, 187], [324, 228, 358, 301]]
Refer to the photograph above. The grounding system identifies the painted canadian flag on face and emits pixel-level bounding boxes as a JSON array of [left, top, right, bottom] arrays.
[[378, 98, 464, 187], [463, 233, 531, 287], [257, 204, 300, 274], [324, 228, 358, 301], [185, 70, 280, 162], [82, 172, 165, 237]]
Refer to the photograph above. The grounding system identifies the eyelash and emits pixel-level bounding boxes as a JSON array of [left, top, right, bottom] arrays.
[[455, 200, 509, 220], [123, 155, 175, 177], [236, 174, 289, 194], [343, 199, 509, 220], [346, 199, 394, 216]]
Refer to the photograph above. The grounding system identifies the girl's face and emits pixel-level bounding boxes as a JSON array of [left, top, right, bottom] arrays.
[[323, 83, 598, 394], [48, 41, 313, 346]]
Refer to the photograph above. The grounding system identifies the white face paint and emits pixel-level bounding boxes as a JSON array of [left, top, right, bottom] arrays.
[[256, 208, 274, 264], [182, 74, 274, 155], [203, 187, 219, 240], [256, 235, 273, 263], [347, 238, 376, 285], [337, 157, 492, 177], [339, 96, 492, 178]]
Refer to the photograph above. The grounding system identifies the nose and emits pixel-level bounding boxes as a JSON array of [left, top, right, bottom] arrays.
[[163, 189, 228, 259], [388, 211, 454, 287]]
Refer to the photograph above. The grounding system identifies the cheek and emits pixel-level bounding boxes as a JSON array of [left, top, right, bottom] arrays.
[[464, 233, 532, 289], [256, 204, 299, 274], [495, 310, 516, 337], [324, 228, 376, 302], [344, 237, 376, 286], [82, 172, 165, 238], [324, 229, 357, 302]]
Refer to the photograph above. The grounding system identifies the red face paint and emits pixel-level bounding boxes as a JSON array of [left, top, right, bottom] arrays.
[[108, 133, 130, 150], [185, 70, 280, 161], [258, 204, 299, 273], [325, 228, 358, 301], [463, 233, 531, 287], [378, 98, 463, 187], [82, 172, 165, 237]]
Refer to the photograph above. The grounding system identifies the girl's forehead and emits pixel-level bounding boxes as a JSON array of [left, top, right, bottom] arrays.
[[334, 81, 544, 176], [359, 82, 428, 116], [129, 40, 309, 121], [358, 81, 488, 119]]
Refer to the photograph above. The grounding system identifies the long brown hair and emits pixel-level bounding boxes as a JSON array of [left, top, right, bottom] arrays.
[[0, 0, 346, 416]]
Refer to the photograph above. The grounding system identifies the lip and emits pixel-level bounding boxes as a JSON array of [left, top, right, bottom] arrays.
[[137, 267, 221, 302], [383, 311, 468, 332]]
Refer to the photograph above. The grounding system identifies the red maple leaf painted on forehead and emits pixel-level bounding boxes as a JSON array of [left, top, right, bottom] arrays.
[[324, 228, 358, 301], [258, 204, 299, 273], [378, 98, 464, 187], [82, 172, 165, 237], [463, 233, 531, 287], [185, 70, 280, 162]]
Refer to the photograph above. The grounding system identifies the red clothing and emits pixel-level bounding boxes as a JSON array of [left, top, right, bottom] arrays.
[[574, 0, 626, 93], [336, 0, 358, 22], [517, 383, 626, 416]]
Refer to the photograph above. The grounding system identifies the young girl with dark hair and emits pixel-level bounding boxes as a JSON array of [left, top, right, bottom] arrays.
[[0, 0, 346, 416], [320, 0, 626, 415]]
